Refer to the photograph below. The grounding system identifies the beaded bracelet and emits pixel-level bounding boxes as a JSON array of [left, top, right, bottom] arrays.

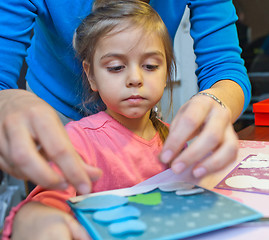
[[195, 92, 226, 108]]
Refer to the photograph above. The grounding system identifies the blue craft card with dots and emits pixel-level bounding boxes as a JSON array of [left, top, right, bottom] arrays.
[[68, 183, 262, 240]]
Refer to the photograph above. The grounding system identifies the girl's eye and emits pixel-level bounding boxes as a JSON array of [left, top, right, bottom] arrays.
[[107, 66, 125, 72], [143, 64, 159, 71]]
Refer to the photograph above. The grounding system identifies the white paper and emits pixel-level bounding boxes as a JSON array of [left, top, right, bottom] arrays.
[[69, 168, 198, 203]]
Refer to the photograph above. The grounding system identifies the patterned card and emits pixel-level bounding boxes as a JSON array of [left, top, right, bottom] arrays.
[[215, 154, 269, 195], [68, 182, 261, 240]]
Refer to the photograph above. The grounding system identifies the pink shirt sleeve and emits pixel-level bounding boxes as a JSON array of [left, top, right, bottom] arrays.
[[2, 166, 76, 239], [2, 200, 31, 240]]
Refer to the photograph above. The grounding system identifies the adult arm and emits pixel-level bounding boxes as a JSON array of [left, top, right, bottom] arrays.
[[0, 89, 102, 193], [0, 0, 35, 90], [189, 0, 250, 113], [160, 0, 250, 177], [0, 1, 100, 193]]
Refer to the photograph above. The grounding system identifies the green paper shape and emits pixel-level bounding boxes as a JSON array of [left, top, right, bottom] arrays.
[[128, 192, 162, 205]]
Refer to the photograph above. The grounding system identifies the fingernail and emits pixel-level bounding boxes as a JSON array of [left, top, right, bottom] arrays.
[[193, 167, 207, 178], [78, 183, 91, 194], [161, 150, 174, 163], [172, 162, 186, 174]]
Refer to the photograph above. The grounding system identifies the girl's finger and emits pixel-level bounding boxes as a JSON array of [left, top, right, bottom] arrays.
[[64, 215, 92, 240]]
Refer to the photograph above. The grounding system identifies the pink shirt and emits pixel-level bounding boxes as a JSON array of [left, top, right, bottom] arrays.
[[67, 111, 167, 192], [3, 111, 167, 239]]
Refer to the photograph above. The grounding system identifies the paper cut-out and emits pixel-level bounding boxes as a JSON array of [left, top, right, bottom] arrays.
[[225, 175, 257, 189], [239, 161, 269, 168], [252, 178, 269, 190], [175, 188, 204, 196], [238, 155, 269, 169], [93, 206, 141, 223], [108, 219, 147, 236], [158, 181, 194, 192], [72, 194, 128, 211], [128, 192, 162, 205]]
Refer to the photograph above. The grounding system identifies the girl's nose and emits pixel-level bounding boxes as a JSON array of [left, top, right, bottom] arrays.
[[126, 66, 143, 87]]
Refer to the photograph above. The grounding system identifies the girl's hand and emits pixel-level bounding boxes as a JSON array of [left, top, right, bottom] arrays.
[[11, 202, 91, 240], [0, 89, 101, 194], [160, 94, 238, 178]]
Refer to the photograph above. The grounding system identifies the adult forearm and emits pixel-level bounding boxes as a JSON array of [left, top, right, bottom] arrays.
[[200, 80, 245, 123]]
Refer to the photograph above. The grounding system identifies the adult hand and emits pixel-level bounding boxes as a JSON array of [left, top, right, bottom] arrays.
[[0, 89, 102, 194], [160, 93, 238, 178], [11, 202, 91, 240]]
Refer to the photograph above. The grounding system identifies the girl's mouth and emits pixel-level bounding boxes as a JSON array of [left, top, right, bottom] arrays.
[[125, 95, 145, 104]]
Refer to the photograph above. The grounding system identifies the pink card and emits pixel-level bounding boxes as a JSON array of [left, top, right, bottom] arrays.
[[215, 154, 269, 195]]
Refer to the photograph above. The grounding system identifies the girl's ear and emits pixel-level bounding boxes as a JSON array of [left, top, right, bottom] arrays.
[[82, 61, 98, 91]]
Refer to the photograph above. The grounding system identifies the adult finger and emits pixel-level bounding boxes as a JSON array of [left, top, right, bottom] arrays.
[[160, 97, 211, 164], [83, 162, 103, 182], [192, 124, 238, 176], [170, 104, 230, 176], [3, 117, 67, 189], [30, 113, 95, 194]]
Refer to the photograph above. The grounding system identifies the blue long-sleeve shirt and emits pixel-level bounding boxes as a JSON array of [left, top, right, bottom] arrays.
[[0, 0, 251, 120]]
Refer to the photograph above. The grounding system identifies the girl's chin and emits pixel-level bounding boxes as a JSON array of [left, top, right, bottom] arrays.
[[107, 108, 150, 119], [123, 114, 145, 119], [120, 112, 148, 120], [125, 109, 150, 117]]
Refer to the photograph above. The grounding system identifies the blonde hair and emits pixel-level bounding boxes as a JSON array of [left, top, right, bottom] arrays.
[[73, 0, 176, 142]]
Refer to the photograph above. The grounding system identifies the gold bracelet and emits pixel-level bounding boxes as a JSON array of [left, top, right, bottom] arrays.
[[195, 92, 226, 108]]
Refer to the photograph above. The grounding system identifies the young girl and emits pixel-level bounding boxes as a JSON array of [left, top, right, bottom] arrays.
[[3, 0, 176, 239]]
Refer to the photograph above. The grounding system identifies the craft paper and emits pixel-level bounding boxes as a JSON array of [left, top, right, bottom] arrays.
[[215, 154, 269, 195], [92, 206, 141, 223], [158, 181, 194, 192], [68, 179, 261, 240]]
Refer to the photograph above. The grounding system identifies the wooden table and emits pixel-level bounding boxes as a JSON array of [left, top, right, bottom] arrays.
[[237, 125, 269, 141]]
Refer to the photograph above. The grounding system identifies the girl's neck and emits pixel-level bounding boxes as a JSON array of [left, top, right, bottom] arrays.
[[105, 110, 156, 141]]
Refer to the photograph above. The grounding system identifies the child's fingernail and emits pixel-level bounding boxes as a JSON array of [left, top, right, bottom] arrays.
[[172, 162, 186, 174], [78, 183, 91, 194], [161, 150, 174, 163], [193, 167, 207, 178]]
